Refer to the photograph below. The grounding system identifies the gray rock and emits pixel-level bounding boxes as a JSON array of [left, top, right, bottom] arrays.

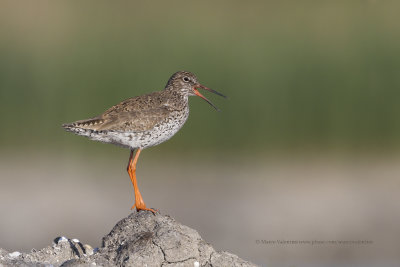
[[0, 248, 8, 260], [0, 212, 257, 267]]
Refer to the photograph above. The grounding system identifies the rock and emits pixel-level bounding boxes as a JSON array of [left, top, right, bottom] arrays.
[[0, 212, 257, 267], [0, 237, 93, 267]]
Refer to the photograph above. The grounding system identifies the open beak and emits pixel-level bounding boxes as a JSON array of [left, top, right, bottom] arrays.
[[193, 84, 227, 111]]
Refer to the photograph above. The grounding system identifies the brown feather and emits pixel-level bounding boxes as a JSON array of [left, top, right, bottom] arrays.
[[64, 90, 187, 132]]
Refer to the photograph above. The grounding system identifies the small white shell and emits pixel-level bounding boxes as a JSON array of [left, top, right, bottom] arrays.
[[8, 251, 21, 258]]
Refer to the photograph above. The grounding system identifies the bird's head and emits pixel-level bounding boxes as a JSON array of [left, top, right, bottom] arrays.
[[165, 71, 226, 111]]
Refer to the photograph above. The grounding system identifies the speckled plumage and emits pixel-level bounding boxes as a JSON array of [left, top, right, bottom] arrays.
[[62, 71, 225, 212], [62, 71, 223, 150]]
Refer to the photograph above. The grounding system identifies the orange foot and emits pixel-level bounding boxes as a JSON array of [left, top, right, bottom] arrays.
[[131, 203, 158, 214]]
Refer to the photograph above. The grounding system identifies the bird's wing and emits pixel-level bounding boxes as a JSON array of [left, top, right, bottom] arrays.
[[96, 107, 172, 132], [65, 94, 176, 132]]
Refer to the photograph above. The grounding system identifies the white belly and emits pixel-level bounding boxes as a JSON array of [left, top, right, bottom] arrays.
[[88, 110, 190, 149]]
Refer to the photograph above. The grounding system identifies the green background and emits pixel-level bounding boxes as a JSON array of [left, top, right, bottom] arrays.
[[1, 1, 399, 155]]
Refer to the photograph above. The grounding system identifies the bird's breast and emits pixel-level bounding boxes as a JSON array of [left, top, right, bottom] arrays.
[[105, 107, 189, 149], [140, 108, 190, 148]]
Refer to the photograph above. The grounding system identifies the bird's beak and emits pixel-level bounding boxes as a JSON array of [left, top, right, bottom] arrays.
[[193, 84, 227, 112]]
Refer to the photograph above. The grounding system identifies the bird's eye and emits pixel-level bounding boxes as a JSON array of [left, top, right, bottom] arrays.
[[183, 77, 190, 82]]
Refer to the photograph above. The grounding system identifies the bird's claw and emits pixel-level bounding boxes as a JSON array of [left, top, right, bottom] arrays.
[[131, 204, 158, 215]]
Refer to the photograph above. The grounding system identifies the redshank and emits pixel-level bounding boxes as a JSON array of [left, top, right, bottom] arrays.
[[62, 71, 226, 213]]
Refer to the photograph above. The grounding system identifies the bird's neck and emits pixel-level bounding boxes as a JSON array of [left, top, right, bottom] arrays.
[[163, 89, 189, 110]]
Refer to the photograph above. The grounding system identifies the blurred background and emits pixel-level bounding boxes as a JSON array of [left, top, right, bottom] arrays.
[[1, 1, 400, 266]]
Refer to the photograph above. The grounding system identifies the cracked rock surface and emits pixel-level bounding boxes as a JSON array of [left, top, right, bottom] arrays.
[[0, 212, 257, 266]]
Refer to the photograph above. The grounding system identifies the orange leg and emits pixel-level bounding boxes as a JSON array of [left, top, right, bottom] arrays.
[[127, 149, 157, 214]]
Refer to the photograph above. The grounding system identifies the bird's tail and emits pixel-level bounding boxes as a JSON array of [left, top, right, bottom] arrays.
[[62, 117, 104, 130]]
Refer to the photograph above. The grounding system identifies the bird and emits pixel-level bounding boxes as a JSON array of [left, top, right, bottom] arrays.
[[62, 71, 226, 213]]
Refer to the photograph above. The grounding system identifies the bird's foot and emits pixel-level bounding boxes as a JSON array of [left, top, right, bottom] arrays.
[[131, 204, 158, 214]]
